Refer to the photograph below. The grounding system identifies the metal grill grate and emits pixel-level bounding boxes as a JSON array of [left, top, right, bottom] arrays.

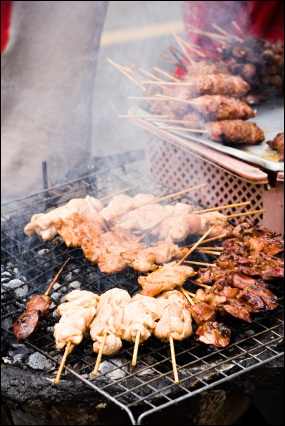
[[1, 161, 284, 426]]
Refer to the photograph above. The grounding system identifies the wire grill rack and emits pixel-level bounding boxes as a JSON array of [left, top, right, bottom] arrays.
[[1, 160, 284, 425]]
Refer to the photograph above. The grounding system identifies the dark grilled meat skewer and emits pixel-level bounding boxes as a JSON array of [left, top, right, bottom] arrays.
[[13, 258, 70, 340]]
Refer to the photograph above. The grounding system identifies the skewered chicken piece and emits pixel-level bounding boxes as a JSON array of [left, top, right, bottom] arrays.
[[154, 290, 193, 341], [54, 211, 108, 247], [80, 228, 147, 273], [196, 321, 231, 347], [90, 288, 131, 356], [54, 290, 99, 352], [138, 261, 196, 297], [24, 195, 104, 241], [205, 120, 265, 145], [100, 193, 157, 222], [120, 241, 190, 272], [150, 211, 233, 242], [121, 294, 166, 343]]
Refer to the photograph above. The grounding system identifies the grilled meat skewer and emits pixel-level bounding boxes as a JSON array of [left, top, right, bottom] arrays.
[[13, 258, 70, 340], [205, 120, 265, 145]]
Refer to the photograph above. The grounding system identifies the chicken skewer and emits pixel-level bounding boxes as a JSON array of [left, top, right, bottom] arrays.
[[120, 294, 166, 366], [54, 290, 100, 384], [90, 288, 132, 376], [13, 258, 70, 340], [154, 290, 193, 384]]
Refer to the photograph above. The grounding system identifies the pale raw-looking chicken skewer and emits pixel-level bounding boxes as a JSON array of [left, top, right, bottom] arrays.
[[24, 195, 105, 241], [23, 188, 129, 241], [154, 290, 193, 384], [90, 288, 132, 376], [120, 294, 167, 366], [53, 290, 100, 384]]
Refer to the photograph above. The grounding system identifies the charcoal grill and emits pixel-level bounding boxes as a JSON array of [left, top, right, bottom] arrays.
[[1, 155, 284, 425]]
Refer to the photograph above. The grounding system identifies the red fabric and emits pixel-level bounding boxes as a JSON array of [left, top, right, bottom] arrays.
[[248, 1, 284, 41], [182, 1, 284, 46], [1, 1, 13, 53]]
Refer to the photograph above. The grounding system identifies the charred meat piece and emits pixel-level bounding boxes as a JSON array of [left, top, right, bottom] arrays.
[[196, 321, 231, 347], [13, 309, 41, 340], [205, 120, 265, 145], [217, 300, 254, 322], [12, 294, 52, 340], [190, 302, 216, 325]]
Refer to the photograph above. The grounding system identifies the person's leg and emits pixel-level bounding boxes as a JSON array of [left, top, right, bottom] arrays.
[[1, 1, 108, 201]]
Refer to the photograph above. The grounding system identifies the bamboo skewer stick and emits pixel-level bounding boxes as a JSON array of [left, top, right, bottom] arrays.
[[162, 126, 208, 134], [167, 47, 188, 71], [186, 24, 228, 41], [184, 260, 216, 267], [191, 234, 227, 245], [132, 331, 140, 366], [196, 250, 221, 256], [170, 28, 194, 65], [177, 226, 215, 265], [108, 183, 207, 222], [180, 286, 195, 305], [99, 188, 129, 201], [211, 23, 243, 42], [93, 332, 108, 377], [45, 258, 70, 296], [163, 51, 179, 67], [226, 209, 266, 219], [183, 289, 196, 298], [135, 65, 166, 82], [178, 37, 206, 58], [195, 246, 223, 250], [169, 336, 179, 385], [189, 280, 212, 290], [107, 58, 146, 91], [155, 183, 207, 203], [231, 20, 245, 38], [54, 341, 73, 385], [153, 67, 180, 82], [118, 114, 168, 120], [192, 201, 251, 214]]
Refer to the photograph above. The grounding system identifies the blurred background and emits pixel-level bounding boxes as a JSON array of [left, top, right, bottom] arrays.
[[91, 1, 184, 158]]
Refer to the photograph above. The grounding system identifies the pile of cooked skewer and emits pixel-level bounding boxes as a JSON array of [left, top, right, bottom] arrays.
[[109, 25, 284, 147], [14, 189, 283, 385]]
